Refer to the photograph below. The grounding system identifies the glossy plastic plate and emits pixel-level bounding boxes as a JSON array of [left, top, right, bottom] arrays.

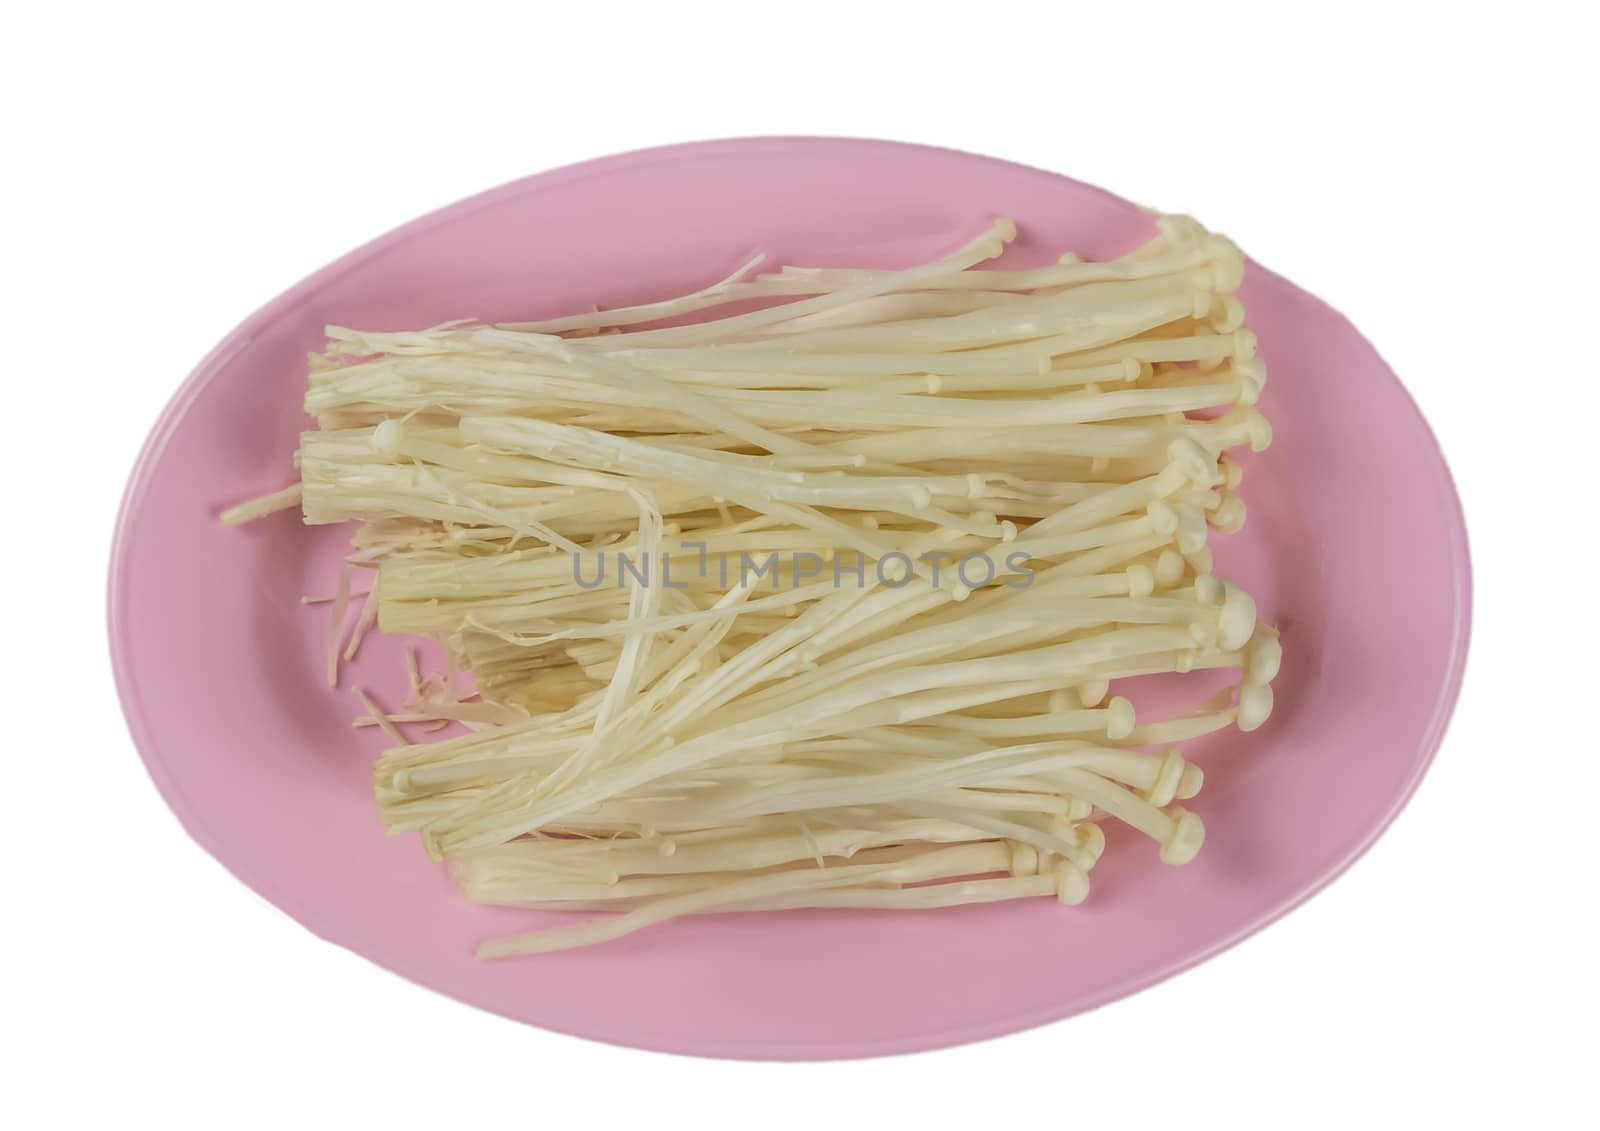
[[109, 137, 1471, 1059]]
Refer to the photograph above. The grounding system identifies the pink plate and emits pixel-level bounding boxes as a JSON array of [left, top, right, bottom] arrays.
[[109, 138, 1471, 1059]]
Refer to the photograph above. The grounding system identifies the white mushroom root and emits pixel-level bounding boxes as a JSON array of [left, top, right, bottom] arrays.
[[226, 211, 1281, 956]]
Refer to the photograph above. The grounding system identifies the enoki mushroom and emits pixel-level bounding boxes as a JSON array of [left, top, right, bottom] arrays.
[[226, 211, 1280, 957]]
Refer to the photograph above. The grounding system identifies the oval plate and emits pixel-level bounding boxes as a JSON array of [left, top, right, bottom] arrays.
[[109, 138, 1471, 1059]]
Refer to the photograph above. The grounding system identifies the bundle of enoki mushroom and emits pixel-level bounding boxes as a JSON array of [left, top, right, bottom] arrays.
[[226, 212, 1280, 957]]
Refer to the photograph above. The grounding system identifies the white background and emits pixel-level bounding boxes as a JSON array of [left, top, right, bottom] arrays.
[[6, 2, 1594, 1127]]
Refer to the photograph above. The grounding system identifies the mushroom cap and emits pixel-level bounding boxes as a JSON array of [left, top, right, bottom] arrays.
[[1054, 860, 1092, 905], [1246, 632, 1284, 686], [1238, 683, 1275, 732], [1218, 582, 1258, 651], [1105, 695, 1137, 740], [1160, 809, 1206, 866]]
